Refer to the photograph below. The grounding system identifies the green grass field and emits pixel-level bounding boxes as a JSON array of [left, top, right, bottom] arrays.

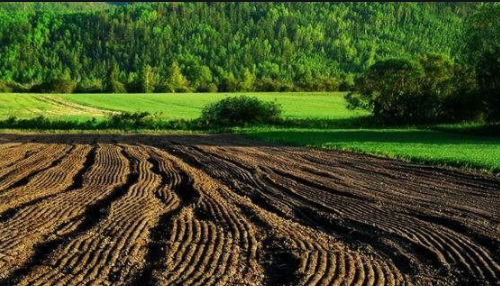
[[1, 92, 498, 172], [0, 92, 367, 121]]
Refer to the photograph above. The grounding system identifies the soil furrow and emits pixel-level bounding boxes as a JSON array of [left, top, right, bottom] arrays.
[[0, 134, 499, 286]]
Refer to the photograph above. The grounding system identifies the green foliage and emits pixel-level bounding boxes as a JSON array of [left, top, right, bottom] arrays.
[[75, 78, 104, 93], [239, 69, 256, 92], [0, 81, 26, 93], [462, 4, 500, 121], [200, 95, 282, 127], [30, 79, 76, 93], [196, 83, 218, 93], [347, 55, 481, 124], [0, 3, 476, 91], [346, 59, 424, 123], [109, 111, 161, 129], [105, 63, 127, 93], [138, 65, 155, 93], [161, 61, 189, 93], [219, 73, 239, 92]]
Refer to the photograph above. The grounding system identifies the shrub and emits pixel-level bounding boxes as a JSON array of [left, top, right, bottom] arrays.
[[30, 79, 76, 93], [108, 111, 162, 129], [199, 95, 282, 127]]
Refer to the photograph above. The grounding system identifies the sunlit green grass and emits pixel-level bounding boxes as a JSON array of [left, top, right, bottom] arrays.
[[242, 127, 500, 172], [0, 93, 108, 121], [0, 92, 366, 121], [61, 92, 366, 120]]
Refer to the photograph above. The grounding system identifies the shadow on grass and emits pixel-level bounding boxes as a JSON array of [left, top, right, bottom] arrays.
[[433, 123, 500, 137], [246, 129, 500, 145], [244, 129, 500, 172]]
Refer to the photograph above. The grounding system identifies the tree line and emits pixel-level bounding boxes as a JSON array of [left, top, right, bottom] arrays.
[[0, 2, 475, 93], [346, 3, 500, 123]]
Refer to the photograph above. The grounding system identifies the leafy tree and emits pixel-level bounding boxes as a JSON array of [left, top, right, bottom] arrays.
[[239, 68, 256, 91], [347, 56, 482, 123], [138, 64, 155, 93], [346, 59, 424, 123], [163, 61, 188, 93], [105, 63, 126, 93], [462, 4, 500, 120]]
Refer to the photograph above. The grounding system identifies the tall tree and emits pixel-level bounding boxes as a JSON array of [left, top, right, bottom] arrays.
[[164, 61, 188, 93], [462, 3, 500, 120], [139, 64, 155, 93]]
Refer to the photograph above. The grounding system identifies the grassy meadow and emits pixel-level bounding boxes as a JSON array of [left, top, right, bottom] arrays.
[[0, 92, 367, 121], [1, 92, 498, 172]]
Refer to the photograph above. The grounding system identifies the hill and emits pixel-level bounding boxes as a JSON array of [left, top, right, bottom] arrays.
[[0, 2, 479, 90]]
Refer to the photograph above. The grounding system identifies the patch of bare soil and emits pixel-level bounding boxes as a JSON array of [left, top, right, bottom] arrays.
[[0, 133, 499, 286]]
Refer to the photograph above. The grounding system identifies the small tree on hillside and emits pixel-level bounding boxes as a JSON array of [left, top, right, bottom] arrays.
[[138, 64, 155, 93], [164, 61, 188, 92], [105, 62, 126, 93], [239, 68, 256, 91]]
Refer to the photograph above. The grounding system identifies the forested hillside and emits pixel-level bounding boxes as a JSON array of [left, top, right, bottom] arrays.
[[0, 2, 478, 92]]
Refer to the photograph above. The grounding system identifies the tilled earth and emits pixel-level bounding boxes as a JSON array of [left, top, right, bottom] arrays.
[[0, 133, 499, 286]]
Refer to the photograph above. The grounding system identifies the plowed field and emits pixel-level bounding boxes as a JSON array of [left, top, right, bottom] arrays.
[[0, 133, 499, 286]]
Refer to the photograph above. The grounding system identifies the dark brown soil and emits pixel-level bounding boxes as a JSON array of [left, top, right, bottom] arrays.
[[0, 133, 499, 286]]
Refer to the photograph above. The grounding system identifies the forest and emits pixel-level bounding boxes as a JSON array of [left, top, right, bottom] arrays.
[[0, 2, 479, 92]]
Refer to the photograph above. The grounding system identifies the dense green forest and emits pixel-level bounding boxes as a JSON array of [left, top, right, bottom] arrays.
[[0, 2, 480, 92]]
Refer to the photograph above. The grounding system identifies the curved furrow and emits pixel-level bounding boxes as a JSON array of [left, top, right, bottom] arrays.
[[165, 144, 411, 286], [0, 143, 37, 169], [0, 145, 92, 217], [269, 168, 500, 284], [217, 147, 500, 284], [12, 144, 166, 286], [0, 144, 128, 282], [0, 144, 70, 192], [150, 147, 264, 286], [175, 143, 500, 285]]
